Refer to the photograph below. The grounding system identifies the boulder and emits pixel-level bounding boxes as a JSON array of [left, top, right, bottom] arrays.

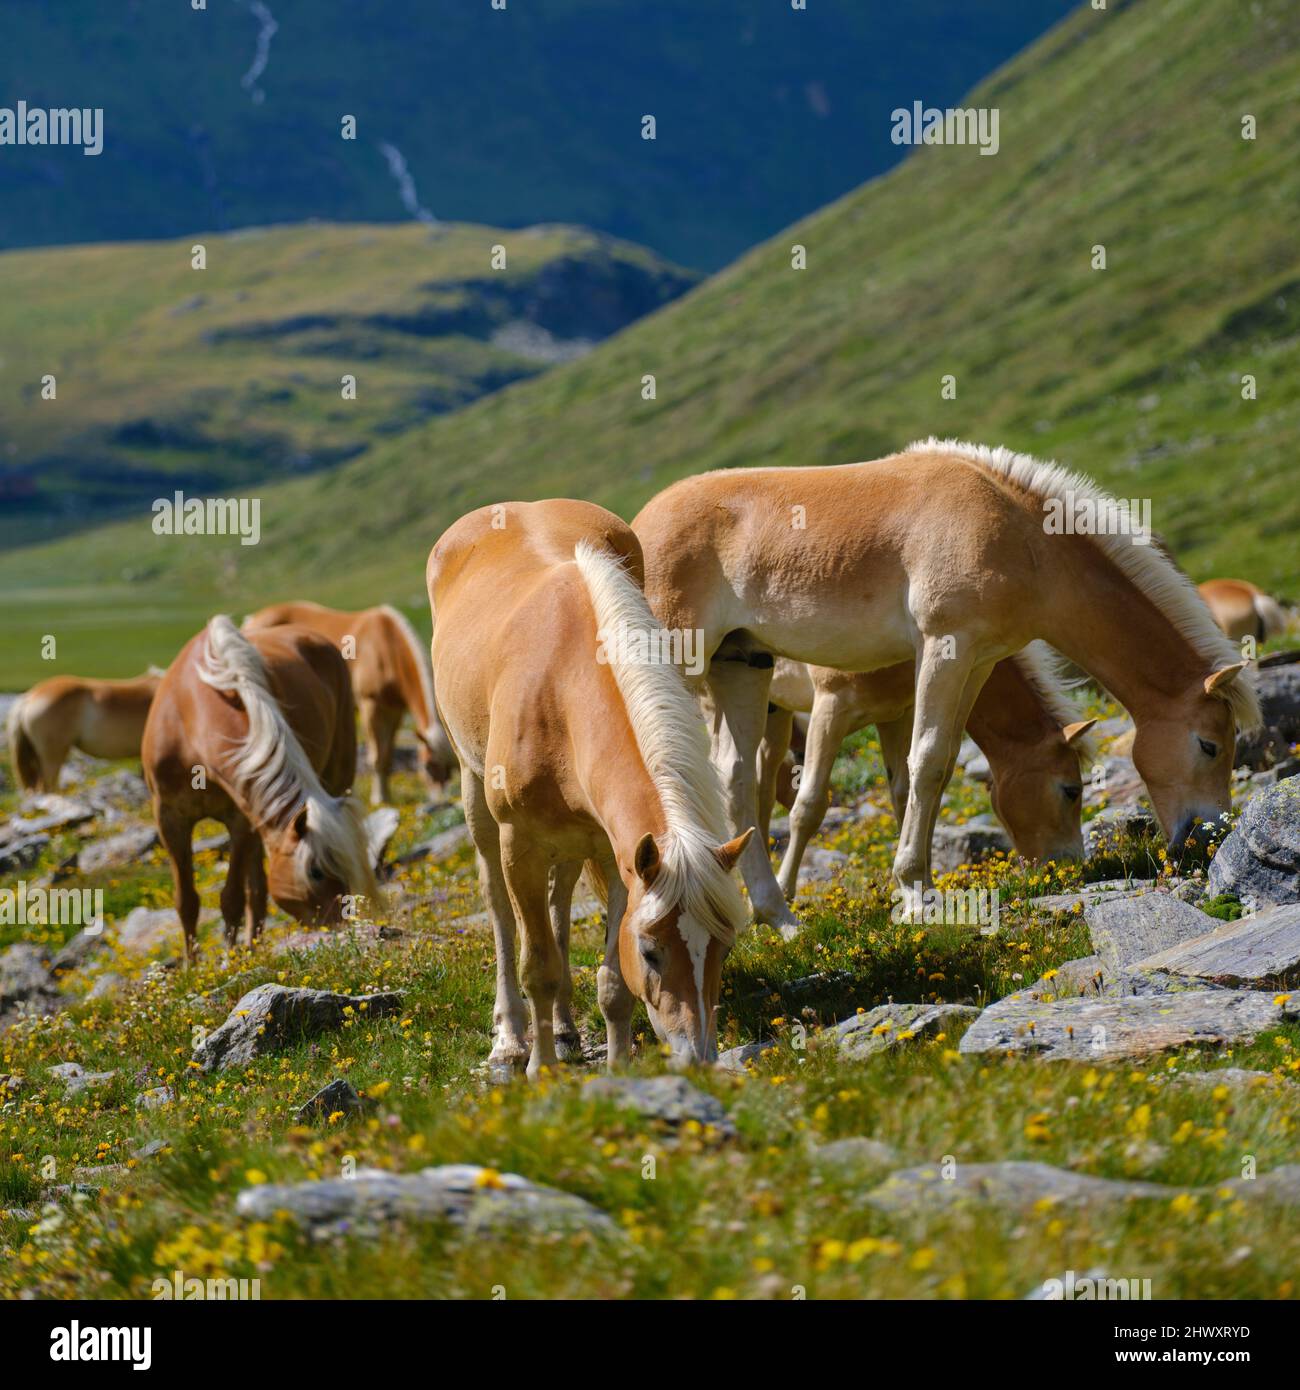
[[2, 795, 95, 840], [1031, 878, 1156, 914], [235, 1164, 611, 1235], [931, 822, 1011, 875], [810, 1136, 900, 1172], [959, 986, 1299, 1061], [829, 1002, 979, 1059], [295, 1078, 367, 1124], [0, 943, 55, 1011], [585, 1074, 736, 1137], [83, 770, 150, 814], [797, 847, 849, 886], [48, 928, 108, 975], [1024, 955, 1105, 999], [118, 906, 184, 956], [1085, 892, 1219, 975], [397, 824, 470, 864], [48, 1061, 117, 1096], [135, 1086, 175, 1110], [193, 983, 404, 1071], [1235, 654, 1300, 770], [1207, 780, 1300, 908], [717, 1039, 781, 1072], [77, 825, 158, 873], [1083, 807, 1156, 858], [1131, 901, 1300, 986], [1083, 755, 1146, 809]]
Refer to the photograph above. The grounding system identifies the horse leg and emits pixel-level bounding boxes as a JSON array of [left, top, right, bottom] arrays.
[[776, 695, 853, 902], [705, 658, 799, 935], [156, 805, 199, 964], [548, 860, 583, 1061], [221, 823, 252, 948], [464, 770, 529, 1071], [358, 696, 386, 806], [756, 706, 793, 843], [596, 867, 635, 1067], [892, 642, 990, 915], [244, 837, 268, 947], [876, 715, 913, 829], [499, 830, 563, 1082]]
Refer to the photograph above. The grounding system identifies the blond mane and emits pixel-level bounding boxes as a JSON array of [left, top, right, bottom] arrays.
[[573, 542, 746, 946], [198, 615, 378, 901], [1010, 642, 1102, 768], [909, 438, 1262, 731]]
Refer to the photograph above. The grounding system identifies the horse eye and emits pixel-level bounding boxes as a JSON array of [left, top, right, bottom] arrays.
[[640, 944, 662, 971], [1062, 784, 1081, 802], [1198, 738, 1218, 758], [309, 865, 326, 883]]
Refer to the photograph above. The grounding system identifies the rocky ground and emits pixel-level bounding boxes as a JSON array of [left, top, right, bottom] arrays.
[[1, 655, 1299, 1299]]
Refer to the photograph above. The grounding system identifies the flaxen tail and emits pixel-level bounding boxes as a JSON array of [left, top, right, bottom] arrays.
[[1253, 591, 1290, 640], [6, 695, 41, 791]]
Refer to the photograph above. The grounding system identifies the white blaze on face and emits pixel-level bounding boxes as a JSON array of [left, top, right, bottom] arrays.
[[677, 910, 712, 1052]]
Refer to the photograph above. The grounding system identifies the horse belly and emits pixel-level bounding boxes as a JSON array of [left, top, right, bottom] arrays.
[[80, 705, 148, 760], [745, 589, 915, 673]]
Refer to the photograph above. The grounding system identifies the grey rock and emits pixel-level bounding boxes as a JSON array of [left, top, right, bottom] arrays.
[[296, 1078, 367, 1124], [193, 983, 404, 1071], [963, 751, 991, 783], [49, 1061, 117, 1096], [959, 986, 1299, 1061], [1171, 1068, 1282, 1091], [83, 770, 149, 813], [77, 824, 158, 872], [132, 1138, 171, 1160], [118, 906, 181, 956], [585, 1074, 737, 1137], [1084, 807, 1156, 858], [1083, 755, 1146, 808], [193, 830, 231, 855], [0, 943, 54, 1010], [717, 1039, 781, 1071], [48, 928, 108, 974], [135, 1086, 175, 1110], [1086, 891, 1218, 975], [1207, 780, 1300, 909], [1235, 656, 1300, 770], [1031, 878, 1157, 914], [1132, 901, 1300, 986], [1024, 955, 1105, 999], [830, 1002, 980, 1059], [811, 1136, 900, 1171], [86, 972, 126, 1001], [931, 822, 1012, 875], [235, 1164, 611, 1235], [1172, 879, 1207, 905], [0, 835, 50, 873], [2, 794, 96, 840], [798, 847, 849, 885]]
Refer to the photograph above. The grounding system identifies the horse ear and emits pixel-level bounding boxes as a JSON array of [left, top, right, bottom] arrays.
[[291, 804, 310, 838], [1205, 663, 1246, 696], [1062, 718, 1097, 747], [633, 832, 661, 885], [714, 827, 755, 872]]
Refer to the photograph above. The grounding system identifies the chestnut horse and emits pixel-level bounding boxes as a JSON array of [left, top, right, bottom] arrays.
[[142, 616, 379, 963], [428, 499, 751, 1075], [633, 440, 1259, 928], [243, 600, 454, 804], [1198, 579, 1290, 644], [759, 646, 1097, 900], [7, 670, 162, 792]]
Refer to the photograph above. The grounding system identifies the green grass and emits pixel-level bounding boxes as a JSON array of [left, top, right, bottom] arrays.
[[4, 705, 1299, 1300], [2, 0, 1296, 683]]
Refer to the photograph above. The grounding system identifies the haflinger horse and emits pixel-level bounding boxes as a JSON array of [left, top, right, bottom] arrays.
[[428, 499, 752, 1077], [758, 645, 1097, 902], [243, 600, 454, 805], [632, 439, 1260, 930], [1197, 578, 1291, 645], [7, 669, 163, 793], [142, 616, 380, 963]]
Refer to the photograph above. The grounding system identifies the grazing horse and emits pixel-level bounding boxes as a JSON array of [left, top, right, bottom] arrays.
[[142, 616, 379, 963], [1197, 579, 1290, 645], [428, 499, 752, 1076], [758, 646, 1097, 901], [632, 439, 1259, 928], [243, 600, 454, 804], [7, 670, 163, 792]]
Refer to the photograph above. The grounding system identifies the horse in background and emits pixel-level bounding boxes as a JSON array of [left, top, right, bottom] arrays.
[[243, 600, 454, 805], [758, 645, 1097, 901], [7, 669, 163, 793], [429, 499, 751, 1075], [142, 616, 379, 963], [1198, 578, 1292, 644]]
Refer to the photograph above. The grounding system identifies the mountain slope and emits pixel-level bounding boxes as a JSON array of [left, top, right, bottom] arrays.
[[2, 0, 1297, 682], [0, 222, 693, 547], [0, 0, 1076, 269]]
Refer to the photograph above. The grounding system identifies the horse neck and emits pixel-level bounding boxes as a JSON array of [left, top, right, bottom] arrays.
[[964, 661, 1057, 762], [1034, 538, 1204, 723]]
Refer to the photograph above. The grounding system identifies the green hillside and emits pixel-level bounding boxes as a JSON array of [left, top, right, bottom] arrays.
[[0, 222, 694, 548], [0, 0, 1075, 269], [3, 0, 1298, 683]]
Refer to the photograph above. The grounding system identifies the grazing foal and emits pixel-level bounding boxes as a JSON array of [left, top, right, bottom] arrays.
[[244, 600, 454, 804], [1197, 579, 1290, 644], [633, 440, 1259, 927], [429, 500, 751, 1076], [759, 646, 1096, 901], [7, 670, 162, 792], [142, 616, 378, 962]]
